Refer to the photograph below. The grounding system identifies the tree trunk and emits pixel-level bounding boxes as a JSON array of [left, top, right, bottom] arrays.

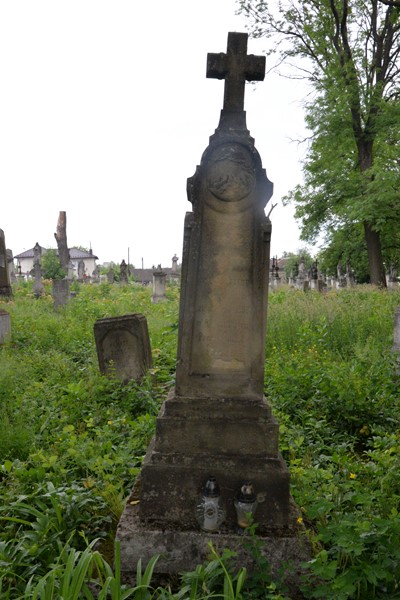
[[357, 140, 387, 287], [54, 211, 70, 273], [363, 221, 387, 287]]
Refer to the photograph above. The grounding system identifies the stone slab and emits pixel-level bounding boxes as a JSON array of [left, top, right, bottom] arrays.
[[0, 309, 11, 344], [94, 313, 152, 384]]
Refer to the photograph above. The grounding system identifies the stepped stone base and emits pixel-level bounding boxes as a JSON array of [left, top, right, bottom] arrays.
[[116, 481, 311, 594], [137, 390, 291, 533]]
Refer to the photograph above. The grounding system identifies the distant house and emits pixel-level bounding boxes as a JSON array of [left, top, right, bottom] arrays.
[[14, 246, 99, 278]]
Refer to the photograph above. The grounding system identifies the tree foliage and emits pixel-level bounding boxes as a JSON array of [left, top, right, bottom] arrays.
[[41, 249, 66, 280], [238, 0, 400, 285]]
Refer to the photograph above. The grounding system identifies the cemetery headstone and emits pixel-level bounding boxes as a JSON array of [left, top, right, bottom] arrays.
[[94, 314, 152, 384], [0, 309, 11, 344], [0, 229, 12, 298], [7, 250, 16, 283], [52, 279, 70, 309], [31, 242, 44, 298], [107, 267, 114, 284], [119, 260, 129, 285], [387, 264, 397, 288], [393, 306, 400, 355], [171, 254, 179, 273], [67, 260, 75, 281], [92, 264, 100, 282], [77, 259, 85, 282], [117, 32, 308, 586], [151, 265, 167, 302]]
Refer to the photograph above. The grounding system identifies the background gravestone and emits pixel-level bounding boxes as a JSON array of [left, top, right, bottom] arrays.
[[119, 260, 129, 285], [52, 279, 70, 309], [0, 309, 11, 344], [31, 242, 44, 298], [393, 307, 400, 374], [7, 249, 16, 283], [94, 314, 152, 384], [0, 229, 12, 298], [151, 266, 167, 303]]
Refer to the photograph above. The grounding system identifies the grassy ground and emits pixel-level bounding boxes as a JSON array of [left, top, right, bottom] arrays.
[[0, 281, 399, 598]]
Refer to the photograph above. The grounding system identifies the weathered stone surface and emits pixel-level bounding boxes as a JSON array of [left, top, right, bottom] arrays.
[[94, 313, 152, 384], [0, 309, 11, 344], [52, 279, 70, 309], [0, 230, 12, 298], [152, 267, 167, 303], [394, 306, 400, 354]]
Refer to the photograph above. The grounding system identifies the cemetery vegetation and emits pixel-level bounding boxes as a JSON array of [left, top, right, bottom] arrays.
[[238, 0, 400, 287], [0, 280, 400, 598]]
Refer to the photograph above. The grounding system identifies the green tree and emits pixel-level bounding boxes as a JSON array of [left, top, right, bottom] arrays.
[[238, 0, 400, 286], [41, 249, 66, 280]]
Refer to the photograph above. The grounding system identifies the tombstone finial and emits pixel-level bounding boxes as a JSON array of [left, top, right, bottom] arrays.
[[207, 32, 265, 114]]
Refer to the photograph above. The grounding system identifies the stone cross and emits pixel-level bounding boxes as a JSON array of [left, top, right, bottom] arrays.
[[207, 32, 265, 112], [116, 33, 302, 584]]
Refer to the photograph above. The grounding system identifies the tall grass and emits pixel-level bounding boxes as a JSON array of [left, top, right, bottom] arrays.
[[1, 281, 400, 598]]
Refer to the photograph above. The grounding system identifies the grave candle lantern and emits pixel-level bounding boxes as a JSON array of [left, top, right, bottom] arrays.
[[196, 476, 225, 532], [234, 482, 258, 528]]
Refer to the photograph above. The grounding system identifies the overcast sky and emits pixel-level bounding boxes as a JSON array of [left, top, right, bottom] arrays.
[[0, 0, 311, 269]]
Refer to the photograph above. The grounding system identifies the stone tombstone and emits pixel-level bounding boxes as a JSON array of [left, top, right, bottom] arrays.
[[94, 314, 152, 384], [31, 242, 44, 298], [171, 254, 179, 273], [6, 250, 16, 283], [0, 309, 11, 344], [52, 279, 70, 309], [393, 306, 400, 355], [77, 259, 85, 282], [107, 267, 114, 284], [67, 260, 75, 281], [117, 33, 306, 585], [0, 229, 12, 298], [119, 259, 129, 285], [92, 264, 100, 282], [151, 265, 167, 303]]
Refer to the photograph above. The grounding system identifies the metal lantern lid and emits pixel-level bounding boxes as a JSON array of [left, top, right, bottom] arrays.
[[203, 476, 220, 498], [237, 481, 256, 503]]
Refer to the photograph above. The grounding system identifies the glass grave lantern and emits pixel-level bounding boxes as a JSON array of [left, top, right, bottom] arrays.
[[196, 476, 225, 532], [234, 481, 258, 528]]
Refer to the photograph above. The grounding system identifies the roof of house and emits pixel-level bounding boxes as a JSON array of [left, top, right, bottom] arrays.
[[14, 246, 98, 260]]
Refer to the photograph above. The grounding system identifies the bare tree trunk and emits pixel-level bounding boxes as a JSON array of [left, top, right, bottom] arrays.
[[54, 211, 70, 274], [363, 222, 387, 287]]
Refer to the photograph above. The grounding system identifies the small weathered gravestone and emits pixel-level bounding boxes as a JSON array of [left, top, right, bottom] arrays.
[[0, 309, 11, 344], [119, 260, 129, 285], [0, 230, 12, 298], [151, 266, 167, 303], [52, 279, 70, 309], [107, 267, 114, 284], [7, 250, 16, 283], [393, 306, 400, 355], [31, 242, 44, 298], [117, 32, 308, 589], [94, 314, 152, 384], [77, 259, 85, 282], [171, 254, 179, 273]]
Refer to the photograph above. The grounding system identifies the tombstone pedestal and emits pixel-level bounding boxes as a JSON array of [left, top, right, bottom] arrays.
[[138, 390, 289, 532]]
